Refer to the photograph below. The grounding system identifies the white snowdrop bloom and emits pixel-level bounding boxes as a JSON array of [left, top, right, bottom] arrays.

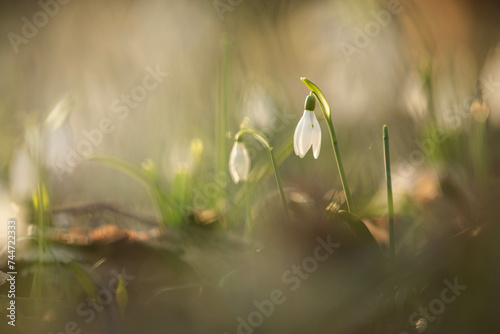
[[229, 141, 250, 183], [294, 94, 321, 159]]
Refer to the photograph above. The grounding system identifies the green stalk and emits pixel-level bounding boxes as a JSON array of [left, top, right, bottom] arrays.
[[301, 78, 355, 213], [32, 168, 49, 315], [35, 162, 49, 253], [245, 182, 255, 243], [36, 183, 45, 253], [268, 148, 290, 220], [236, 127, 290, 220], [383, 125, 395, 264]]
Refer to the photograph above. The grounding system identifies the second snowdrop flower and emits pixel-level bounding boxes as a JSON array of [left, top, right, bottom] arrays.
[[294, 94, 321, 159], [229, 139, 250, 183], [229, 125, 289, 219]]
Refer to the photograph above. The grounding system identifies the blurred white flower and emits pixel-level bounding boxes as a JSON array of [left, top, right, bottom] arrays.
[[44, 125, 73, 167], [10, 147, 37, 200], [294, 95, 321, 159], [42, 95, 75, 167], [402, 73, 428, 121], [10, 95, 74, 202], [229, 141, 250, 183], [242, 83, 277, 129]]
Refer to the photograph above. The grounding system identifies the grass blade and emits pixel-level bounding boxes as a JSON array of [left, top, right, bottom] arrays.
[[383, 125, 395, 265]]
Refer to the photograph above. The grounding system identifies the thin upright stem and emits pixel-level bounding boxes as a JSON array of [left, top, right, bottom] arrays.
[[35, 161, 48, 254], [245, 182, 255, 242], [324, 116, 355, 213], [236, 127, 290, 220], [268, 148, 290, 220], [36, 182, 46, 254], [383, 125, 395, 265]]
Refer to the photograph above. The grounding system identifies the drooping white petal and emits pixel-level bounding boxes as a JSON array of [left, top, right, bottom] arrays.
[[229, 142, 250, 183], [293, 120, 301, 156], [311, 112, 321, 159], [294, 110, 313, 158]]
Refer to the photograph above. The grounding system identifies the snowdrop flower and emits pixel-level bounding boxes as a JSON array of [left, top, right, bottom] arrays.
[[229, 139, 250, 183], [294, 94, 321, 159]]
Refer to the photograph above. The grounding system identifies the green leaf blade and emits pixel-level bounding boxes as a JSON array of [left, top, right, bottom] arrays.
[[300, 77, 331, 119]]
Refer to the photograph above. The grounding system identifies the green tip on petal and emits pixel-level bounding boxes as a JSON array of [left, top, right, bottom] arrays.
[[304, 94, 316, 111]]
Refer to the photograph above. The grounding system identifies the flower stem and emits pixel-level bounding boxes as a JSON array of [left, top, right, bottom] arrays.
[[268, 148, 290, 220], [236, 127, 290, 220], [383, 125, 395, 265], [34, 161, 49, 254], [325, 118, 355, 213], [301, 78, 355, 213], [245, 182, 255, 243], [35, 182, 46, 253]]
